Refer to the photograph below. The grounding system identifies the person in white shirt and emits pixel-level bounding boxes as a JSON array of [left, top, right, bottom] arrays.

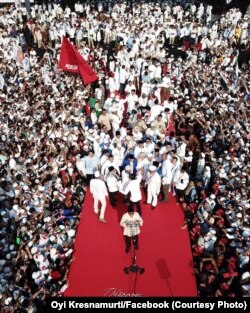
[[134, 141, 146, 159], [169, 26, 177, 45], [125, 82, 136, 95], [119, 65, 127, 95], [145, 165, 161, 209], [171, 156, 181, 195], [126, 90, 138, 114], [160, 153, 173, 202], [90, 171, 108, 223], [120, 173, 142, 215], [144, 137, 155, 156], [120, 207, 143, 253], [112, 142, 125, 170], [174, 167, 189, 203], [101, 154, 120, 181], [106, 166, 120, 206], [196, 152, 206, 179], [176, 137, 187, 165], [120, 165, 132, 203], [109, 109, 121, 137], [82, 150, 100, 185]]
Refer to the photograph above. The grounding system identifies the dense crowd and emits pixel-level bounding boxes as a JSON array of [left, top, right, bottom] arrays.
[[0, 0, 250, 311]]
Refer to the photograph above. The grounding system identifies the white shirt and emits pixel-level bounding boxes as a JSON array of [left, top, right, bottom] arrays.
[[119, 68, 127, 84], [175, 171, 189, 190], [161, 159, 173, 185], [107, 174, 119, 192], [120, 212, 143, 237], [112, 147, 125, 166], [82, 156, 100, 175], [134, 146, 146, 159], [90, 178, 108, 199], [101, 160, 120, 179], [146, 172, 161, 194], [122, 177, 142, 202], [177, 142, 187, 158]]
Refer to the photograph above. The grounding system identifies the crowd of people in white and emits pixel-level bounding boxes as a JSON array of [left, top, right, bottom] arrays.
[[0, 0, 250, 311]]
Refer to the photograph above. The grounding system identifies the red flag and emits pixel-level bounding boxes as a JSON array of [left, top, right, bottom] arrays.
[[58, 36, 98, 85]]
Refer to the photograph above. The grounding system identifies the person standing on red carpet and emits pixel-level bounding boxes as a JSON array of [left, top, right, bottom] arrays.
[[145, 165, 161, 209], [120, 207, 143, 253], [120, 173, 142, 216], [90, 171, 108, 223]]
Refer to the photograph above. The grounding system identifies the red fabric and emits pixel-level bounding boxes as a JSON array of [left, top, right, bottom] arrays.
[[193, 245, 204, 257], [162, 62, 168, 75], [196, 43, 202, 51], [85, 103, 91, 115], [58, 36, 98, 85], [203, 262, 213, 270], [64, 190, 197, 296], [189, 203, 198, 212], [216, 208, 224, 216], [220, 283, 229, 290], [219, 237, 228, 245], [51, 271, 62, 279]]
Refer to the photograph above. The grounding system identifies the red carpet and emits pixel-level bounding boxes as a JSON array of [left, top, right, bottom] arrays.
[[64, 190, 197, 297]]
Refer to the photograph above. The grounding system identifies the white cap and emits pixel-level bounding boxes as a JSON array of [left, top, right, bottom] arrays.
[[210, 194, 216, 199], [43, 217, 51, 223], [32, 271, 41, 279], [50, 235, 56, 242], [68, 229, 75, 237], [94, 171, 100, 178], [149, 165, 157, 171], [242, 272, 250, 280], [59, 225, 65, 231], [31, 247, 38, 254]]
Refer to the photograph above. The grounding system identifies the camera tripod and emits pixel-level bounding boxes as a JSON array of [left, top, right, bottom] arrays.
[[124, 236, 145, 275]]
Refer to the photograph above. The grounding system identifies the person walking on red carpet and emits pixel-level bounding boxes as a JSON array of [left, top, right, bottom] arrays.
[[120, 207, 143, 253], [145, 165, 161, 209], [90, 171, 108, 223], [106, 166, 120, 207]]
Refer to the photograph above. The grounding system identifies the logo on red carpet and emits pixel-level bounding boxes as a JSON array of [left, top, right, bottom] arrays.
[[104, 288, 142, 297]]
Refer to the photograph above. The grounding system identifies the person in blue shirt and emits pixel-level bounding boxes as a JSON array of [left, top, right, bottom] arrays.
[[122, 154, 137, 176]]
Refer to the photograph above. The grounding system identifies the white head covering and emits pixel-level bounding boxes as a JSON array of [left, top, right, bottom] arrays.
[[94, 171, 100, 178], [149, 165, 157, 171]]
